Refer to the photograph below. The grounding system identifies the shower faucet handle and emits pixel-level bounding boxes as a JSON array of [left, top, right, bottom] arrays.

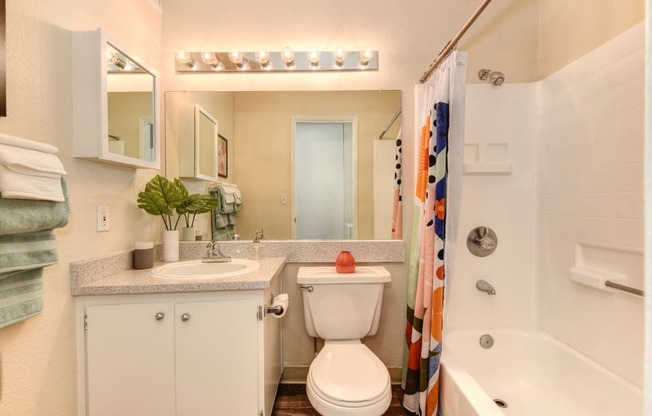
[[466, 226, 498, 257]]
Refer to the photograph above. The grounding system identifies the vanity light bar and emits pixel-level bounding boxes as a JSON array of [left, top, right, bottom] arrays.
[[174, 49, 378, 73]]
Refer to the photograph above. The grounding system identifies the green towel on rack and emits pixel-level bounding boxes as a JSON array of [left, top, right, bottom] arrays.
[[0, 177, 70, 235], [0, 230, 58, 273], [0, 268, 43, 329]]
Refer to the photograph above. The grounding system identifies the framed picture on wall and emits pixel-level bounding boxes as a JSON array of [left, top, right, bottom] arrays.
[[218, 134, 228, 178]]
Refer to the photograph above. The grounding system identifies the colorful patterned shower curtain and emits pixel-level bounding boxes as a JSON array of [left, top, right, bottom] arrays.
[[402, 51, 466, 415]]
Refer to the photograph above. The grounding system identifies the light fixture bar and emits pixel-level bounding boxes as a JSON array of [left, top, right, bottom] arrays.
[[174, 50, 379, 73]]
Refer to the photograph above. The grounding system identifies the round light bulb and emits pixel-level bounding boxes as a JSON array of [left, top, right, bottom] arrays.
[[359, 48, 374, 66], [108, 53, 126, 69], [228, 50, 244, 65], [255, 50, 271, 68], [333, 47, 346, 67], [201, 52, 218, 66], [175, 49, 194, 67], [307, 49, 320, 67], [281, 47, 295, 67]]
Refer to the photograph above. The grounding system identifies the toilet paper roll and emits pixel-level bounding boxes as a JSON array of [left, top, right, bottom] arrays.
[[269, 293, 289, 318]]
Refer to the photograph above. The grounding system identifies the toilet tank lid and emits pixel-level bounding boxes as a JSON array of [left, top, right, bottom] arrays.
[[297, 266, 391, 284]]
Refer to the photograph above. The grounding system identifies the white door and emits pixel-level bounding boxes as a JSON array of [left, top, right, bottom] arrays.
[[86, 303, 176, 416], [175, 300, 260, 416], [295, 122, 351, 239]]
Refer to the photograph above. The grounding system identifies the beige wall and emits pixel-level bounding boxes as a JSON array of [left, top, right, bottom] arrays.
[[232, 91, 401, 240], [539, 0, 645, 78], [0, 1, 161, 415], [0, 0, 646, 414]]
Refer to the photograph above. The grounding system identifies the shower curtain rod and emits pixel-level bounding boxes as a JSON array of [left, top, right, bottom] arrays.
[[379, 108, 402, 139], [419, 0, 493, 83]]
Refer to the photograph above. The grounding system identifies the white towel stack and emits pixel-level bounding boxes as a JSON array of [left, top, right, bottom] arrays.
[[0, 133, 67, 201]]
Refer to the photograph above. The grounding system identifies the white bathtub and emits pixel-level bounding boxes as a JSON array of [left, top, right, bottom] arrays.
[[440, 328, 642, 416]]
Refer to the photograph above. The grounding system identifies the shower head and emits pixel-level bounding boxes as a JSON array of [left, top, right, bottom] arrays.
[[490, 71, 505, 86], [478, 68, 506, 86]]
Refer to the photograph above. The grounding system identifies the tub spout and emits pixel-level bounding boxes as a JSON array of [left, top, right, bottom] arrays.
[[476, 279, 496, 295]]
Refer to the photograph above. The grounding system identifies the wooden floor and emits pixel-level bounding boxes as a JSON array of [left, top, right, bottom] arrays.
[[272, 384, 417, 416]]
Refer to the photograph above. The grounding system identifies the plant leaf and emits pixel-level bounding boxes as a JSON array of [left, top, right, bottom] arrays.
[[143, 175, 184, 209], [137, 191, 173, 216]]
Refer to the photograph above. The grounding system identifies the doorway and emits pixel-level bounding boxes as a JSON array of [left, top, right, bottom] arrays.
[[292, 118, 356, 239]]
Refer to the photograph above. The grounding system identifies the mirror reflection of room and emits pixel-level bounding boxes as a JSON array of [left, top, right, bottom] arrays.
[[106, 43, 155, 162], [165, 90, 401, 241]]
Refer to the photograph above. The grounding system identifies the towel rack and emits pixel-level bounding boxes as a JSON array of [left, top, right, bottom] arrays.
[[605, 280, 644, 297]]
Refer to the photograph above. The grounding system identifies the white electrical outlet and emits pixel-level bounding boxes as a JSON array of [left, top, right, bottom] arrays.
[[97, 206, 110, 232]]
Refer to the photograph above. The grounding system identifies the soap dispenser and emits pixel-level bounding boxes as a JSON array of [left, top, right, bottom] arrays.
[[253, 229, 264, 258]]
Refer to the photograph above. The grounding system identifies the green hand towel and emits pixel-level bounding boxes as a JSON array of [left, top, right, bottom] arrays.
[[0, 177, 70, 235], [0, 268, 43, 329], [0, 230, 58, 273]]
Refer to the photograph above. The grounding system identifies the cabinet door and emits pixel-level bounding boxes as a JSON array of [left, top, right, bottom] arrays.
[[175, 300, 260, 416], [86, 303, 175, 416]]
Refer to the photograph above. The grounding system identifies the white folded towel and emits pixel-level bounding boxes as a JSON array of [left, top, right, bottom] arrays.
[[0, 165, 65, 202], [0, 133, 58, 154], [0, 144, 67, 178]]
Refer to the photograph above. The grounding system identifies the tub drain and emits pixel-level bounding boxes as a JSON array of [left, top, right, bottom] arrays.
[[479, 334, 494, 349], [494, 399, 508, 408]]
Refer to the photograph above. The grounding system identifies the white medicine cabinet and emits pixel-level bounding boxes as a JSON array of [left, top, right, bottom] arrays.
[[179, 104, 219, 181], [72, 28, 160, 169]]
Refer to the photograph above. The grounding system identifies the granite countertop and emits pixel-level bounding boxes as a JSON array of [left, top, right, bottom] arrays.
[[70, 240, 405, 297], [71, 255, 286, 296]]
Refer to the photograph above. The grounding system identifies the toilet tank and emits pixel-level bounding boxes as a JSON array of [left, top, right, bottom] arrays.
[[297, 266, 391, 340]]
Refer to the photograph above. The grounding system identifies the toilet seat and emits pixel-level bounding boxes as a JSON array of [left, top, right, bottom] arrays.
[[308, 341, 391, 408]]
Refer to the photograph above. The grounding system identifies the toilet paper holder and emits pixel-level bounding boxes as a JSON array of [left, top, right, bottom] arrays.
[[263, 293, 287, 316], [265, 304, 284, 316]]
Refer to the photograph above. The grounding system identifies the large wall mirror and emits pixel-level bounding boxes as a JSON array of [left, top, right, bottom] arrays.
[[165, 90, 402, 241]]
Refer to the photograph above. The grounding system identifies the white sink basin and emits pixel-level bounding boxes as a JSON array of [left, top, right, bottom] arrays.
[[150, 259, 260, 279]]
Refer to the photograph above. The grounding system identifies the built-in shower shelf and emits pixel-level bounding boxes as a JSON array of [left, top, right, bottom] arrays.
[[569, 266, 625, 290], [463, 142, 511, 175], [568, 242, 643, 294], [463, 162, 512, 175]]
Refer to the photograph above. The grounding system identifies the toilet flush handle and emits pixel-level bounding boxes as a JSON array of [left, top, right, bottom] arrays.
[[299, 285, 313, 292]]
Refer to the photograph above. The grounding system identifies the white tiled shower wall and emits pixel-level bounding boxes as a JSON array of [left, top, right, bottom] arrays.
[[448, 83, 537, 329], [534, 23, 644, 387], [449, 23, 644, 388]]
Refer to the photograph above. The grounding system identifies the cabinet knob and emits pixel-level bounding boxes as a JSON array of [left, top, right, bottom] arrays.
[[180, 313, 191, 322], [155, 312, 165, 321]]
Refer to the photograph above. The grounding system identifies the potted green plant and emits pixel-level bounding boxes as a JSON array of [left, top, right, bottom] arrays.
[[137, 175, 220, 260], [137, 175, 185, 261], [137, 175, 185, 229]]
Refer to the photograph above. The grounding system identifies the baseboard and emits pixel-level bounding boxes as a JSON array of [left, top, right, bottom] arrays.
[[281, 366, 403, 385]]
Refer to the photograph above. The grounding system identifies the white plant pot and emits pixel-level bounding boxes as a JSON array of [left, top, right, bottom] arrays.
[[181, 227, 196, 242], [163, 229, 179, 262]]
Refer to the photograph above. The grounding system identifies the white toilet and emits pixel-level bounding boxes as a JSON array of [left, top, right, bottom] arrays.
[[297, 266, 392, 416]]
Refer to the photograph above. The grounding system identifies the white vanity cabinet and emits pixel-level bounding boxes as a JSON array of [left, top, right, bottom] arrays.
[[77, 288, 282, 416]]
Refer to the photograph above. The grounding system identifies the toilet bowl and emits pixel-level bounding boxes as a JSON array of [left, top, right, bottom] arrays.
[[306, 340, 391, 416], [297, 266, 393, 416]]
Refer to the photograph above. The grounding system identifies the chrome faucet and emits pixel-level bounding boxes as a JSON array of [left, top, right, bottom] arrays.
[[473, 227, 496, 250], [476, 279, 496, 295], [202, 241, 231, 263]]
